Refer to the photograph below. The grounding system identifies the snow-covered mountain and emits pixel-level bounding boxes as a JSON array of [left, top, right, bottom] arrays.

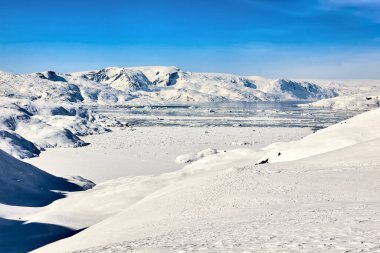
[[79, 67, 152, 91], [0, 67, 339, 104], [256, 79, 337, 100]]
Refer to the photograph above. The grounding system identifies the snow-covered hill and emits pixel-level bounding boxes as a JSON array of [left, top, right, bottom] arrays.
[[0, 67, 339, 104], [296, 78, 380, 97], [300, 94, 380, 110], [32, 109, 380, 253], [0, 97, 124, 159], [258, 108, 380, 163], [295, 78, 380, 110], [78, 67, 152, 91], [0, 71, 84, 102], [255, 78, 337, 100]]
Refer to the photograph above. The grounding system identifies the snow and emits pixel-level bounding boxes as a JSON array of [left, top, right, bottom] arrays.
[[296, 78, 380, 96], [0, 97, 125, 159], [175, 148, 219, 164], [0, 98, 86, 158], [124, 66, 180, 87], [0, 130, 40, 159], [254, 78, 338, 100], [4, 66, 380, 108], [79, 67, 152, 91], [258, 108, 380, 163], [0, 67, 339, 105], [30, 109, 380, 253], [300, 93, 380, 110], [0, 71, 84, 102], [1, 66, 380, 252], [27, 126, 310, 183], [148, 72, 336, 102], [0, 143, 95, 252], [296, 78, 380, 110], [0, 150, 91, 207]]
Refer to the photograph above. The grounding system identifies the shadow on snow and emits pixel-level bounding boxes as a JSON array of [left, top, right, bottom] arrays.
[[0, 217, 84, 253]]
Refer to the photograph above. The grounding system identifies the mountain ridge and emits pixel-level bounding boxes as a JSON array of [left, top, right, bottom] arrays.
[[0, 66, 339, 104]]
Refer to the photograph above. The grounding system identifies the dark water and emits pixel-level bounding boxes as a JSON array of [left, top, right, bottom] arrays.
[[92, 102, 360, 130]]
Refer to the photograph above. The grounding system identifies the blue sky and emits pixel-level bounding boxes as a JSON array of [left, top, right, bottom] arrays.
[[0, 0, 380, 78]]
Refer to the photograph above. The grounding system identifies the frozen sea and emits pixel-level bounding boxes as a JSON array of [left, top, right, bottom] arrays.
[[28, 102, 360, 183], [91, 101, 359, 130]]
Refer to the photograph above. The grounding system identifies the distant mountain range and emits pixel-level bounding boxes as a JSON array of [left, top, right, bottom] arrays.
[[0, 66, 341, 104]]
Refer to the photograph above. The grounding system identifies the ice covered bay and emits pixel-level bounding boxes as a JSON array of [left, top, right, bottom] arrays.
[[27, 102, 359, 183]]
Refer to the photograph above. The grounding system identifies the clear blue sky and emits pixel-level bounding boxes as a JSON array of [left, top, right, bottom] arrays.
[[1, 0, 380, 78]]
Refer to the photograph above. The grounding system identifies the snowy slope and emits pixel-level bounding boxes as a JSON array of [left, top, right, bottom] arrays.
[[0, 150, 91, 207], [258, 108, 380, 163], [33, 109, 380, 253], [296, 78, 380, 110], [35, 145, 380, 252], [296, 78, 380, 96], [0, 130, 41, 159], [78, 67, 152, 91], [0, 67, 339, 104], [0, 98, 86, 158], [130, 66, 180, 86], [300, 94, 380, 110], [0, 149, 95, 253], [255, 79, 338, 100]]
